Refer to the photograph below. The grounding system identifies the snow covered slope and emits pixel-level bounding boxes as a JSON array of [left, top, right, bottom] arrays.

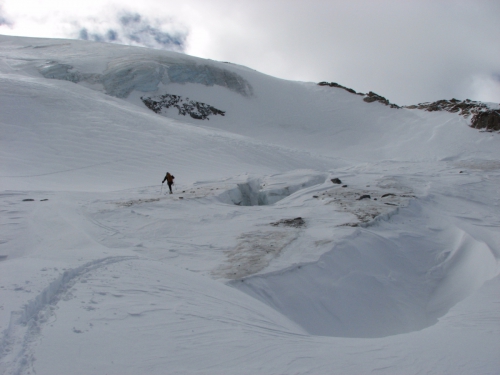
[[1, 35, 499, 374]]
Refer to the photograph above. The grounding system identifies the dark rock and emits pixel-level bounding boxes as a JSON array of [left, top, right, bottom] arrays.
[[318, 82, 360, 95], [342, 185, 348, 188], [271, 217, 305, 228], [404, 98, 500, 132], [40, 199, 49, 201], [22, 199, 35, 202], [141, 93, 225, 120], [339, 222, 359, 227], [381, 193, 396, 198], [363, 92, 400, 108], [313, 195, 319, 198], [363, 96, 378, 103], [318, 83, 401, 108], [189, 112, 203, 120], [471, 110, 500, 131], [357, 195, 371, 200], [331, 178, 342, 184]]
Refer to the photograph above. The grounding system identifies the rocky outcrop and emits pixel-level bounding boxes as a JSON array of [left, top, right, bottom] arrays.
[[318, 82, 400, 108], [405, 98, 500, 131], [318, 81, 362, 95], [404, 98, 488, 116], [470, 110, 500, 131], [319, 81, 499, 132], [141, 93, 225, 120], [363, 91, 400, 108]]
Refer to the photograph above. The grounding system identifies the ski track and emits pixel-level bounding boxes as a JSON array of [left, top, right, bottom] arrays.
[[0, 256, 137, 375]]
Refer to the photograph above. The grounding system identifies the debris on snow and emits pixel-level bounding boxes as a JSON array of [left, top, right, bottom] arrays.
[[316, 178, 415, 226], [270, 217, 305, 228], [116, 198, 160, 207], [212, 231, 297, 279]]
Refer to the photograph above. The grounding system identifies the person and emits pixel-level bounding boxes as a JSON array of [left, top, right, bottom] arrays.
[[162, 172, 175, 194]]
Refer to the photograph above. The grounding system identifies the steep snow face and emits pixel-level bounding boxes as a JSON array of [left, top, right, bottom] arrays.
[[0, 35, 252, 97], [39, 58, 253, 98], [0, 67, 328, 192], [3, 34, 498, 165], [1, 35, 500, 374], [235, 203, 499, 337]]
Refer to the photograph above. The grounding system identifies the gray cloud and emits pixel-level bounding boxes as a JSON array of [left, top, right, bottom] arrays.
[[76, 11, 186, 52], [179, 0, 500, 105], [1, 0, 498, 104]]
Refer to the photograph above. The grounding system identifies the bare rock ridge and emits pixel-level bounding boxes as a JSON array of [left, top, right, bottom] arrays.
[[319, 82, 500, 131], [363, 91, 400, 108], [318, 81, 363, 95], [318, 81, 400, 108], [406, 99, 500, 131]]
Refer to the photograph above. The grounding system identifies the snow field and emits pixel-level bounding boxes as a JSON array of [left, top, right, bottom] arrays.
[[1, 35, 500, 374], [2, 179, 499, 374]]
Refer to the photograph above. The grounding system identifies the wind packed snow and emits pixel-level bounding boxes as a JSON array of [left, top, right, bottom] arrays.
[[0, 35, 499, 374]]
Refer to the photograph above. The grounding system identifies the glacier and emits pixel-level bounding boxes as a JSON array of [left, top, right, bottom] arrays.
[[1, 35, 499, 375]]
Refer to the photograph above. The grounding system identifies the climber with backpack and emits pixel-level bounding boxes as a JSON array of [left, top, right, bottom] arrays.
[[162, 172, 175, 194]]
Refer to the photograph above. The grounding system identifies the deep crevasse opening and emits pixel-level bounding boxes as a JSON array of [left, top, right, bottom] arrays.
[[217, 174, 327, 206]]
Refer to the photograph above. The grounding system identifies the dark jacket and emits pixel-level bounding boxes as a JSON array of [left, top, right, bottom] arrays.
[[162, 172, 175, 185]]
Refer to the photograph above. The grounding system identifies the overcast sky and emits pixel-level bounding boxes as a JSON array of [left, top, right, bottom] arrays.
[[1, 0, 499, 105]]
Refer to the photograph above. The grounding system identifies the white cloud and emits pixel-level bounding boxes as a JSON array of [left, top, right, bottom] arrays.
[[470, 75, 500, 104], [0, 4, 12, 27]]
